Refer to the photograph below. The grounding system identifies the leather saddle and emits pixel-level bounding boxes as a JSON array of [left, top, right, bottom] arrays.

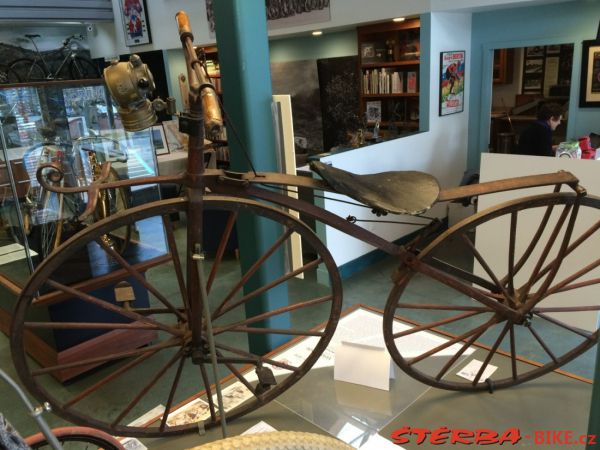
[[310, 161, 440, 215]]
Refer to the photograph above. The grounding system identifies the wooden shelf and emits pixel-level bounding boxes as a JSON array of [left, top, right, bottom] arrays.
[[361, 60, 420, 69], [362, 93, 419, 98], [357, 19, 421, 129]]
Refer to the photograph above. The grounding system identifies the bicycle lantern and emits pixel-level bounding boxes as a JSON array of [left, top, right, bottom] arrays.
[[103, 54, 174, 132]]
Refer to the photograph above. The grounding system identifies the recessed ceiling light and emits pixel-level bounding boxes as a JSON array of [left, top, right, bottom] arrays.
[[312, 30, 323, 36], [393, 17, 406, 22]]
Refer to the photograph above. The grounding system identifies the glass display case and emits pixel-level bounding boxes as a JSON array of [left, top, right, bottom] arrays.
[[0, 79, 165, 380]]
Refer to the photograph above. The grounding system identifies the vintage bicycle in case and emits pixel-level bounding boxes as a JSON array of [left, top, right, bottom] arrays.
[[8, 11, 599, 438]]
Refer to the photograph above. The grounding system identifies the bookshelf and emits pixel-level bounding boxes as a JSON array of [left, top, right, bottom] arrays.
[[357, 19, 420, 133]]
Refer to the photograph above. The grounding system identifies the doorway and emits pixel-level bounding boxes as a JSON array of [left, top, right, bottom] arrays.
[[489, 44, 574, 154]]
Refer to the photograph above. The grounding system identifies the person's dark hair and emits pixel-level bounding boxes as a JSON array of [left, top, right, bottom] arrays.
[[537, 102, 564, 121]]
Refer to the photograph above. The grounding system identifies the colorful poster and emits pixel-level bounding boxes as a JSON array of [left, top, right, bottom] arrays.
[[439, 50, 465, 116], [121, 0, 151, 46]]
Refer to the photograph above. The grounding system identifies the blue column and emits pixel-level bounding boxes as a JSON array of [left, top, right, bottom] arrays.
[[213, 0, 290, 353]]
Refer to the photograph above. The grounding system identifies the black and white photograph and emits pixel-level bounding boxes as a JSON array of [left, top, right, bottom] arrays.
[[524, 58, 544, 74]]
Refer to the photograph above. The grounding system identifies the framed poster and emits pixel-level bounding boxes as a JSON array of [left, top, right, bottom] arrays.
[[579, 40, 600, 107], [365, 100, 382, 122], [439, 50, 465, 116], [121, 0, 151, 46]]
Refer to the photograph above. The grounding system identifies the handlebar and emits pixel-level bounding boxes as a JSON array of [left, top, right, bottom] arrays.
[[62, 34, 85, 46]]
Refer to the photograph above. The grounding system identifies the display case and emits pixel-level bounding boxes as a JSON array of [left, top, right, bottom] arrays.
[[0, 79, 165, 380]]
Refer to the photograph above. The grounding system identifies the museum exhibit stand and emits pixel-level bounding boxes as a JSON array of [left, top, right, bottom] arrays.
[[0, 79, 165, 381]]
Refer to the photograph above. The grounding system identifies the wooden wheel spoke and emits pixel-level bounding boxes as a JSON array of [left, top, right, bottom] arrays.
[[64, 348, 160, 409], [408, 317, 499, 366], [521, 203, 573, 300], [215, 343, 300, 373], [206, 211, 237, 295], [111, 349, 183, 428], [508, 211, 517, 295], [526, 325, 557, 363], [225, 326, 324, 337], [427, 256, 497, 292], [213, 294, 332, 336], [534, 218, 600, 288], [509, 325, 517, 380], [435, 327, 487, 381], [213, 257, 323, 320], [212, 228, 294, 317], [545, 258, 600, 296], [472, 322, 510, 385], [532, 312, 594, 340], [162, 214, 189, 313], [96, 237, 186, 322], [159, 354, 186, 432], [213, 349, 258, 397], [502, 201, 557, 286], [31, 337, 181, 376], [43, 279, 182, 336], [199, 364, 217, 422], [411, 259, 519, 320], [24, 321, 161, 331], [393, 311, 484, 339], [396, 303, 490, 312], [459, 232, 515, 306]]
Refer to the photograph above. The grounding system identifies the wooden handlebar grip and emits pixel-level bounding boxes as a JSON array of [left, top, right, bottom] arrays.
[[202, 88, 224, 135], [176, 11, 192, 35]]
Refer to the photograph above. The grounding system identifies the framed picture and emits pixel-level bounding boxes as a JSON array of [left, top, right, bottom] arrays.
[[439, 50, 465, 116], [524, 58, 544, 74], [121, 0, 151, 46], [365, 100, 382, 122], [525, 46, 544, 57], [151, 125, 169, 156], [361, 42, 384, 63], [546, 45, 561, 55], [579, 40, 600, 107]]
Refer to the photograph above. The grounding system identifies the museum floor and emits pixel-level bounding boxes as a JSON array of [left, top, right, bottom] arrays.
[[0, 222, 597, 446]]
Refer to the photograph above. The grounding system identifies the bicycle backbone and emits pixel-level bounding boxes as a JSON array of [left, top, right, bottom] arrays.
[[9, 9, 599, 439]]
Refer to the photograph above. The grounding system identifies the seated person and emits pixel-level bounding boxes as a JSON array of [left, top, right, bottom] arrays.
[[515, 103, 563, 157]]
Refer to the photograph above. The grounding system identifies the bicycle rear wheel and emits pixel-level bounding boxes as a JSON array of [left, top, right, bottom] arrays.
[[383, 192, 600, 391], [8, 59, 46, 82], [25, 426, 124, 449], [11, 196, 342, 437], [69, 58, 101, 80]]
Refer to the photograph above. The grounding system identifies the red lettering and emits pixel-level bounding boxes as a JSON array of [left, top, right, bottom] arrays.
[[475, 429, 499, 445], [552, 430, 564, 444], [498, 428, 521, 445], [430, 427, 450, 445], [564, 430, 574, 445], [589, 434, 597, 445], [390, 426, 411, 445], [412, 428, 430, 445], [451, 429, 474, 445], [534, 431, 545, 444]]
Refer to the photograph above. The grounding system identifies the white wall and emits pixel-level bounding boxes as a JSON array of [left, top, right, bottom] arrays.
[[320, 12, 472, 267]]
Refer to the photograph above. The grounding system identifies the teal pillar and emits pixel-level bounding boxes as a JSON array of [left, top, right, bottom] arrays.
[[213, 0, 290, 354], [587, 347, 599, 450]]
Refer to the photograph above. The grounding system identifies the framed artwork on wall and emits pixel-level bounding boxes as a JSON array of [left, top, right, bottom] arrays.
[[439, 50, 465, 116], [121, 0, 151, 46], [579, 39, 600, 107]]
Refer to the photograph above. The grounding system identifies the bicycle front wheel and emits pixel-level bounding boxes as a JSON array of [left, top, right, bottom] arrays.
[[11, 196, 342, 437], [69, 57, 101, 80], [384, 192, 599, 391], [8, 59, 46, 82], [25, 426, 124, 449]]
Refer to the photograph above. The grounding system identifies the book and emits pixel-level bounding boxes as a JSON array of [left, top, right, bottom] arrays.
[[407, 71, 417, 93]]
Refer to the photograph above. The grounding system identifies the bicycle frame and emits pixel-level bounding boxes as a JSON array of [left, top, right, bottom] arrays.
[[23, 35, 81, 80]]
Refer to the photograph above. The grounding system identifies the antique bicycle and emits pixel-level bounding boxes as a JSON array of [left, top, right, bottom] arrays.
[[8, 11, 599, 439], [0, 367, 124, 449], [5, 34, 99, 83]]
